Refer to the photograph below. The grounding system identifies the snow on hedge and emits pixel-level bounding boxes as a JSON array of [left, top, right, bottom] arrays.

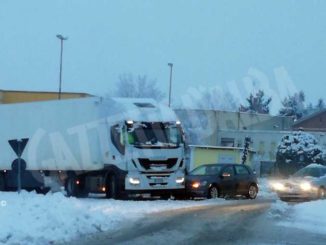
[[277, 132, 324, 162]]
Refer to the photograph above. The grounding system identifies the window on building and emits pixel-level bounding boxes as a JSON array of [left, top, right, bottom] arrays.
[[221, 138, 235, 147]]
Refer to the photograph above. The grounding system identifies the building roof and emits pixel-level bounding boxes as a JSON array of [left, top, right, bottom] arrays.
[[0, 89, 91, 96], [189, 144, 256, 153], [293, 109, 326, 126]]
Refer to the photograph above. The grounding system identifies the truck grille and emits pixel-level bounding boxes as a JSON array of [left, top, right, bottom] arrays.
[[138, 158, 178, 170]]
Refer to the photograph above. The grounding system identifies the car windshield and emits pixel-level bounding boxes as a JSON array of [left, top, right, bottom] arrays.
[[292, 167, 324, 178], [127, 122, 183, 148], [190, 165, 223, 176]]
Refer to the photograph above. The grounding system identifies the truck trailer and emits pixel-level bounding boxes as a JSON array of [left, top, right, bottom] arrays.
[[0, 97, 186, 198]]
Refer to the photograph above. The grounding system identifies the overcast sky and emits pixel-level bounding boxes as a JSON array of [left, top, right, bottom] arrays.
[[0, 0, 325, 112]]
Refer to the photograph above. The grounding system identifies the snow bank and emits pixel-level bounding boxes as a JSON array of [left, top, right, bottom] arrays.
[[279, 200, 326, 234], [268, 200, 291, 219], [268, 197, 326, 235], [0, 191, 222, 244], [257, 178, 278, 199]]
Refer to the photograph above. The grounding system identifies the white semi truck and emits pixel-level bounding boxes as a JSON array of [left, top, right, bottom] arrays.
[[0, 97, 186, 198]]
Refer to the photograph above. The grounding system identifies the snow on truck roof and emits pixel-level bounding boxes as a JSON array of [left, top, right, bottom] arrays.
[[0, 96, 178, 122], [98, 97, 178, 123]]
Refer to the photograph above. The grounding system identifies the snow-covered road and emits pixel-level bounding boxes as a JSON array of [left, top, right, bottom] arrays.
[[0, 191, 227, 244], [71, 198, 326, 245], [1, 178, 326, 244], [270, 199, 326, 235]]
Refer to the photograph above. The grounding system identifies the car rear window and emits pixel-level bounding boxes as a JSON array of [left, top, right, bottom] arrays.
[[235, 165, 250, 175], [222, 166, 235, 177]]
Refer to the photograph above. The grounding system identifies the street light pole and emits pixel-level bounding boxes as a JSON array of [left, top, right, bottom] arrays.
[[56, 34, 68, 100], [168, 63, 173, 107]]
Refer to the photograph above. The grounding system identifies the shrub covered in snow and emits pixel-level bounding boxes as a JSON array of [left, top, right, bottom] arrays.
[[276, 132, 325, 176]]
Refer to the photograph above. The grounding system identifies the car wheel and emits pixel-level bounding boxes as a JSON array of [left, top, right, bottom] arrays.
[[318, 187, 326, 199], [247, 184, 258, 199], [208, 186, 219, 199]]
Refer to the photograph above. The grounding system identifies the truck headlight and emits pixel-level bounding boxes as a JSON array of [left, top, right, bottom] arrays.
[[129, 177, 140, 185], [300, 182, 312, 191], [176, 177, 185, 184], [271, 182, 285, 191]]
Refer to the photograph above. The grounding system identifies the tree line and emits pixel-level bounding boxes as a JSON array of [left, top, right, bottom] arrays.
[[113, 73, 325, 118]]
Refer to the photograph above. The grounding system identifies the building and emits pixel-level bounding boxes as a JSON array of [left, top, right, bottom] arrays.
[[292, 109, 326, 132], [175, 109, 295, 174], [176, 108, 326, 175], [175, 109, 294, 146], [188, 145, 255, 171], [0, 90, 92, 104]]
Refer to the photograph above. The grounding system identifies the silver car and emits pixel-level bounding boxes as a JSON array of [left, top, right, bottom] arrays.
[[271, 164, 326, 201]]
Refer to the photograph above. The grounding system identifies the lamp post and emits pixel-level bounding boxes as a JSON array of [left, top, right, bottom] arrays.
[[56, 34, 68, 100], [168, 63, 173, 107]]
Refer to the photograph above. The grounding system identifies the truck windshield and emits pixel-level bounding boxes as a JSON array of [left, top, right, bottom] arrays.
[[127, 122, 183, 148]]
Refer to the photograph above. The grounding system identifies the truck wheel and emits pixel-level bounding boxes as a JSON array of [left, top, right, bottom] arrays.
[[65, 174, 88, 198], [65, 175, 83, 197], [173, 191, 186, 200], [105, 175, 118, 199], [160, 193, 172, 200], [0, 173, 5, 191]]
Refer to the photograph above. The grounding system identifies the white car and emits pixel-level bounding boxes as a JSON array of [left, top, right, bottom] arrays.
[[271, 164, 326, 201]]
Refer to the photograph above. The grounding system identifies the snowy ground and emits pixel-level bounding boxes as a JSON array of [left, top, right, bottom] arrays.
[[262, 176, 326, 235], [270, 199, 326, 235], [2, 178, 322, 244], [0, 191, 229, 245], [257, 178, 278, 199], [259, 178, 326, 235]]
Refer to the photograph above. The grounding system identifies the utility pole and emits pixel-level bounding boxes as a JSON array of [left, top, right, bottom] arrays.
[[168, 63, 173, 107], [56, 34, 68, 100]]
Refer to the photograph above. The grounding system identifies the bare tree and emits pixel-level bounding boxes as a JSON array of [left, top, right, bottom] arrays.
[[180, 86, 239, 111], [115, 73, 165, 101]]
